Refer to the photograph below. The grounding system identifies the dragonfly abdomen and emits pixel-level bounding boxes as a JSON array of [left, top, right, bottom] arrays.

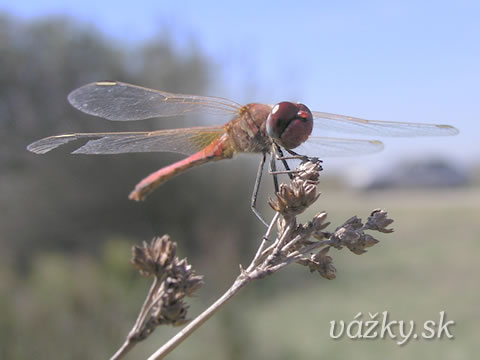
[[129, 134, 234, 201]]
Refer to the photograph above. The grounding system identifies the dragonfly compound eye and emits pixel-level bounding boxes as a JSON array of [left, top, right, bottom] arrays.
[[267, 102, 313, 149]]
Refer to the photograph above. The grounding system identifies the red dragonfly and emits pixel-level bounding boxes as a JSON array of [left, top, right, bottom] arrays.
[[27, 81, 458, 209]]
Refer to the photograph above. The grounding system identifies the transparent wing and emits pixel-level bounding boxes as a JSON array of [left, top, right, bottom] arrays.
[[68, 81, 243, 121], [311, 111, 459, 137], [27, 126, 225, 155], [293, 136, 384, 158]]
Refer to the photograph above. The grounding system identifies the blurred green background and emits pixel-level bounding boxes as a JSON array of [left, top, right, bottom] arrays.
[[1, 2, 479, 359]]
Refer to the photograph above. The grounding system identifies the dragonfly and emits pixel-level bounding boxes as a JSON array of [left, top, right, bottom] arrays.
[[27, 81, 459, 222]]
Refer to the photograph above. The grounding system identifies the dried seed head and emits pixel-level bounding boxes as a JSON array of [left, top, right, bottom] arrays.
[[330, 225, 379, 255], [347, 234, 379, 255], [297, 246, 336, 280], [268, 182, 319, 216], [143, 258, 203, 329], [151, 297, 189, 327], [131, 235, 176, 277], [342, 216, 363, 230], [311, 211, 330, 235], [129, 235, 203, 340], [364, 209, 394, 233], [148, 257, 203, 327], [268, 160, 322, 217], [295, 159, 323, 182], [168, 259, 204, 297]]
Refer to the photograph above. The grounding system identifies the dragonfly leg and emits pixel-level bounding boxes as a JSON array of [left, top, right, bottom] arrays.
[[285, 148, 322, 164], [270, 145, 324, 177], [269, 147, 280, 193], [251, 152, 269, 227], [275, 146, 295, 180]]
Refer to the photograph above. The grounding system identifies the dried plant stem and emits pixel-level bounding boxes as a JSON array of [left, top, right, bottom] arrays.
[[110, 334, 135, 360], [249, 212, 280, 267], [110, 277, 161, 360], [147, 275, 248, 360]]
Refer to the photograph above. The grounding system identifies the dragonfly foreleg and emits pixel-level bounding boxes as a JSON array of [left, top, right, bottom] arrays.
[[251, 152, 269, 227], [274, 146, 295, 180], [270, 145, 323, 176], [285, 148, 322, 164]]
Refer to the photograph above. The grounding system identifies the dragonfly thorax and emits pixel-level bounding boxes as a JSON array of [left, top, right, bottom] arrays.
[[226, 103, 274, 154]]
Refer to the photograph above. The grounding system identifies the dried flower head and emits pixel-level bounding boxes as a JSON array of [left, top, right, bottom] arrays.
[[131, 235, 176, 277], [297, 246, 336, 280], [150, 295, 189, 327], [120, 235, 203, 352], [328, 212, 393, 255], [170, 259, 204, 297], [295, 158, 323, 181], [268, 160, 322, 217], [364, 209, 394, 233]]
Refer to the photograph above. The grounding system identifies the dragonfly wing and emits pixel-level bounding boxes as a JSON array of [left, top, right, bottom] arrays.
[[68, 81, 242, 121], [311, 111, 459, 137], [293, 136, 384, 158], [27, 126, 225, 155]]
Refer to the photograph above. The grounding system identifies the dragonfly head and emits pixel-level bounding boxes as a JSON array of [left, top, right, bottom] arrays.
[[266, 102, 313, 149]]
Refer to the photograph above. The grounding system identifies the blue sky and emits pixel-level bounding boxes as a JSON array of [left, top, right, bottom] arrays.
[[2, 0, 479, 173]]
